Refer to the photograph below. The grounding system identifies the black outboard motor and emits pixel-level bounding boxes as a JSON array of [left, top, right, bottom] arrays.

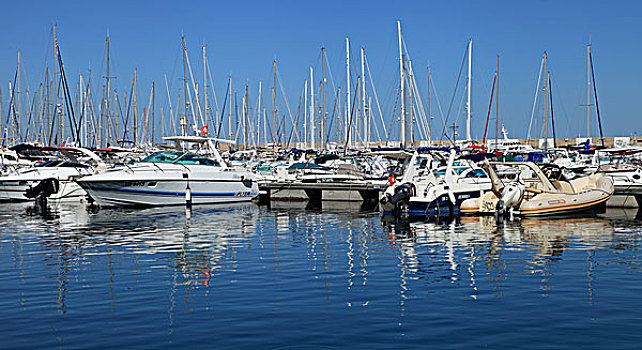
[[25, 178, 60, 199], [380, 182, 416, 215]]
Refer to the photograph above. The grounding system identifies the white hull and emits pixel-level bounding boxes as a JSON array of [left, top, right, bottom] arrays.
[[80, 179, 257, 207], [0, 180, 86, 201], [77, 161, 259, 207]]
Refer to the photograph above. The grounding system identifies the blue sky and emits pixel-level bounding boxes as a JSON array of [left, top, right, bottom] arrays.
[[1, 0, 640, 144]]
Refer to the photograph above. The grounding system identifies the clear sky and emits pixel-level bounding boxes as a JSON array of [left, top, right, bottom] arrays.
[[1, 0, 640, 144]]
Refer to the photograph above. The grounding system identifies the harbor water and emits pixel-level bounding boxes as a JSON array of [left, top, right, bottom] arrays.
[[1, 201, 642, 349]]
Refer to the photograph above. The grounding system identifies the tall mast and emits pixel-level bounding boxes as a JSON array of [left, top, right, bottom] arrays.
[[409, 60, 415, 147], [361, 46, 367, 148], [543, 52, 549, 148], [113, 89, 119, 146], [106, 35, 111, 146], [549, 72, 556, 148], [303, 79, 307, 148], [133, 69, 138, 145], [495, 55, 499, 149], [151, 82, 155, 144], [228, 76, 232, 141], [589, 47, 605, 147], [53, 26, 60, 146], [272, 60, 278, 147], [257, 81, 262, 147], [427, 65, 432, 145], [466, 39, 472, 141], [203, 45, 209, 134], [321, 47, 326, 149], [310, 67, 315, 149], [397, 20, 406, 148], [586, 44, 591, 139], [244, 81, 249, 150], [182, 36, 189, 137], [16, 50, 21, 142], [346, 37, 350, 148]]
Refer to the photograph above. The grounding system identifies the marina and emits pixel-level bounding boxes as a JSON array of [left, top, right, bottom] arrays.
[[3, 0, 642, 348]]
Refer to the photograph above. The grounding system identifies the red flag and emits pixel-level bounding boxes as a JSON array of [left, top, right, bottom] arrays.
[[199, 125, 209, 135]]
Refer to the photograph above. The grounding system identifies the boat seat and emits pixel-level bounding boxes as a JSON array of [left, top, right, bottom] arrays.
[[550, 179, 575, 194]]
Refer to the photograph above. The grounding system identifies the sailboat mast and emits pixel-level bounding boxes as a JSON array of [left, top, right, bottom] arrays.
[[586, 44, 591, 139], [466, 39, 472, 141], [397, 20, 406, 148], [495, 55, 499, 149], [133, 69, 138, 145], [346, 37, 350, 148], [203, 45, 209, 135], [361, 46, 367, 149], [310, 67, 315, 149], [106, 35, 111, 146], [303, 79, 307, 148], [428, 65, 432, 145], [273, 60, 278, 147], [244, 81, 249, 150], [229, 76, 233, 141], [16, 50, 21, 143], [589, 47, 605, 147], [321, 47, 326, 149], [549, 72, 556, 148], [182, 36, 189, 137], [257, 81, 262, 147], [543, 52, 549, 149]]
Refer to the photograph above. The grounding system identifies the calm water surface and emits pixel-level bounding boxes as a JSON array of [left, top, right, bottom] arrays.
[[1, 201, 642, 349]]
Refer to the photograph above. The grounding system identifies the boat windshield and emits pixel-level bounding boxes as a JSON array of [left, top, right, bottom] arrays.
[[141, 151, 221, 166]]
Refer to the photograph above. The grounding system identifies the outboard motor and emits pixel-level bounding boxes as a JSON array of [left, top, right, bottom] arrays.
[[25, 178, 60, 199], [502, 182, 524, 211], [380, 182, 416, 214]]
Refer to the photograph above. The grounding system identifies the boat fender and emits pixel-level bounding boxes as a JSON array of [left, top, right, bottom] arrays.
[[185, 183, 192, 207], [495, 199, 505, 216]]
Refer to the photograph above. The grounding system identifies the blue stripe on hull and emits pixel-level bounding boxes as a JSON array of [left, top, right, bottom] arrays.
[[88, 186, 238, 197]]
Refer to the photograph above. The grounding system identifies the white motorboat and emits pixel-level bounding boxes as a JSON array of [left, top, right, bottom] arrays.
[[0, 160, 93, 202], [380, 149, 493, 217], [77, 144, 259, 207], [0, 147, 104, 202]]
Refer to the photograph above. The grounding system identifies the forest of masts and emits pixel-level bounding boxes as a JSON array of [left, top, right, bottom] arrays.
[[2, 23, 507, 152]]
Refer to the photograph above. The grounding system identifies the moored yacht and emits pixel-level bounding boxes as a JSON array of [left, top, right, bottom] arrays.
[[77, 137, 259, 207]]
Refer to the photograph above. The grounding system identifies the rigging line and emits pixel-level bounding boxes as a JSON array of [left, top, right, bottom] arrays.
[[122, 78, 135, 141], [184, 49, 205, 128], [589, 50, 605, 147], [25, 89, 38, 141], [274, 64, 300, 142], [324, 87, 341, 144], [206, 59, 220, 123], [440, 43, 468, 144], [286, 89, 304, 148], [527, 54, 545, 140], [344, 77, 360, 156], [364, 55, 388, 141], [3, 71, 18, 146], [215, 78, 230, 141]]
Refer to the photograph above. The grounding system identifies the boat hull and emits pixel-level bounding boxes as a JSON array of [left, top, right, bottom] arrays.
[[79, 179, 259, 207], [0, 180, 86, 202]]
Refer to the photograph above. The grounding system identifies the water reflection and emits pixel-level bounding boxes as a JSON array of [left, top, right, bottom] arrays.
[[3, 200, 642, 348], [380, 212, 629, 301]]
